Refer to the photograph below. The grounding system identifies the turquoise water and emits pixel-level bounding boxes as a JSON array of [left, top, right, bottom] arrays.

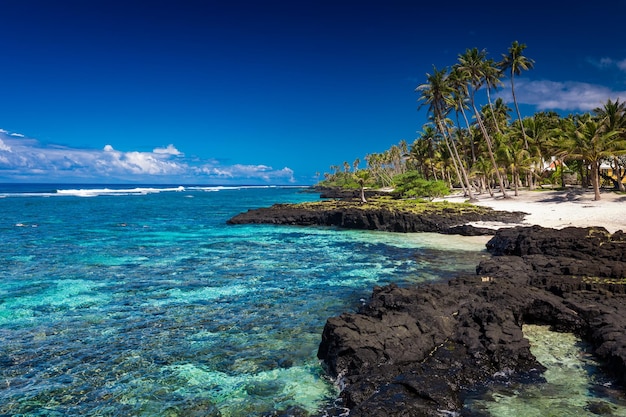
[[465, 325, 626, 416], [0, 185, 490, 416]]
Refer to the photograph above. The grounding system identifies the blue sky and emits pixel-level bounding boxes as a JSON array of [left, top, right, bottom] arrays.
[[1, 0, 626, 185]]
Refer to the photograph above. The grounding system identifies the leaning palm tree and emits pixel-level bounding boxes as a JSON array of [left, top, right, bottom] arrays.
[[499, 41, 535, 150], [416, 66, 476, 200], [455, 48, 509, 198], [482, 58, 505, 134], [448, 66, 477, 162]]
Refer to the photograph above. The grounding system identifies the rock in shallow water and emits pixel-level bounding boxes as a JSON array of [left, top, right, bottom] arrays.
[[317, 226, 626, 416], [226, 200, 527, 236]]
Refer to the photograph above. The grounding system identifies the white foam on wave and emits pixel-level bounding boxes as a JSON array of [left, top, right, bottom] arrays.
[[188, 186, 242, 192], [187, 185, 287, 192], [2, 184, 308, 198], [55, 186, 186, 197]]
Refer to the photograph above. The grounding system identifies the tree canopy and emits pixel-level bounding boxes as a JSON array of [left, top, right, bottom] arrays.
[[318, 41, 626, 201]]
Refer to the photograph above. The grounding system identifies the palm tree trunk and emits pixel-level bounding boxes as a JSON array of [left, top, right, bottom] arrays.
[[458, 102, 477, 163], [436, 119, 473, 199], [614, 157, 626, 192], [445, 125, 477, 201], [511, 77, 528, 149], [471, 102, 509, 198], [591, 160, 601, 200]]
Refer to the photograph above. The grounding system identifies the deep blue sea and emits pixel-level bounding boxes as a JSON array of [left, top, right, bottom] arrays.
[[1, 184, 625, 417]]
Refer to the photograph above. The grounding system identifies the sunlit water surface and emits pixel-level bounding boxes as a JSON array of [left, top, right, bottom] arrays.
[[0, 185, 490, 416], [2, 185, 623, 416]]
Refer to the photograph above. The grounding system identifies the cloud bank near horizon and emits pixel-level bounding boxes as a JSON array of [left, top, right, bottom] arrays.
[[0, 130, 296, 184], [496, 78, 626, 113]]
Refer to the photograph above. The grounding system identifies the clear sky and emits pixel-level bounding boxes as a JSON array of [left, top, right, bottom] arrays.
[[1, 0, 626, 185]]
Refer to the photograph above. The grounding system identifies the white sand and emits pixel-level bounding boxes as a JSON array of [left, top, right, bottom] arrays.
[[434, 189, 626, 234]]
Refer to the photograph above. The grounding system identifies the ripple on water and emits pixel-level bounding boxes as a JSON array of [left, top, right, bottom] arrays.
[[0, 189, 499, 416]]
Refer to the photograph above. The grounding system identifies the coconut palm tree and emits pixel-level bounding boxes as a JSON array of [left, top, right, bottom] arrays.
[[500, 41, 535, 150], [472, 155, 496, 196], [481, 98, 511, 136], [556, 114, 625, 200], [412, 125, 440, 180], [416, 66, 476, 200], [354, 169, 370, 204], [482, 58, 505, 134], [455, 48, 509, 198], [498, 130, 529, 196], [448, 67, 477, 162], [593, 98, 626, 191], [510, 114, 550, 186]]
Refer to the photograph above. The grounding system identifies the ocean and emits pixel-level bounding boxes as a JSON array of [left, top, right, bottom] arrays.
[[1, 184, 624, 416]]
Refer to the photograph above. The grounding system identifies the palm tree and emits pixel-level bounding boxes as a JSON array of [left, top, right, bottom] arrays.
[[354, 169, 370, 204], [594, 98, 626, 191], [472, 156, 496, 196], [416, 66, 476, 200], [500, 41, 535, 150], [498, 130, 529, 196], [481, 98, 511, 136], [482, 58, 505, 134], [412, 125, 440, 180], [556, 114, 626, 200], [447, 68, 477, 164], [455, 48, 509, 198], [512, 114, 551, 186]]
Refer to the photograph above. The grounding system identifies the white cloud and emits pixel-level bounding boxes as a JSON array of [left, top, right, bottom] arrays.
[[199, 163, 295, 182], [153, 144, 182, 156], [496, 78, 626, 112], [0, 139, 12, 152], [586, 56, 626, 72], [586, 56, 614, 69], [0, 131, 298, 184]]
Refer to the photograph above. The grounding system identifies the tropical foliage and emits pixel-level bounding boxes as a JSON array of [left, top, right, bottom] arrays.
[[318, 41, 626, 201]]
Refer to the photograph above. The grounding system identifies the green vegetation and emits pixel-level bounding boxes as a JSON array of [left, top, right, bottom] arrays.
[[391, 171, 449, 200], [294, 197, 491, 215], [318, 41, 626, 201]]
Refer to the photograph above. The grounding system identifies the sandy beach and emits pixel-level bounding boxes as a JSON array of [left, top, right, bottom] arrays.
[[435, 188, 626, 234]]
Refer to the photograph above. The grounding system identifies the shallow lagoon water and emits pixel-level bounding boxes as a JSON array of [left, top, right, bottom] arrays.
[[0, 185, 489, 416], [2, 185, 623, 416], [464, 325, 626, 416]]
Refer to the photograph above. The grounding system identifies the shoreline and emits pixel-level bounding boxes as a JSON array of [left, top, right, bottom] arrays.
[[434, 188, 626, 234]]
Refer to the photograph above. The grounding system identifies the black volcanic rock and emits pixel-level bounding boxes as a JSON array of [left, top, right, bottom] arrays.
[[227, 201, 527, 236], [317, 226, 626, 416]]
